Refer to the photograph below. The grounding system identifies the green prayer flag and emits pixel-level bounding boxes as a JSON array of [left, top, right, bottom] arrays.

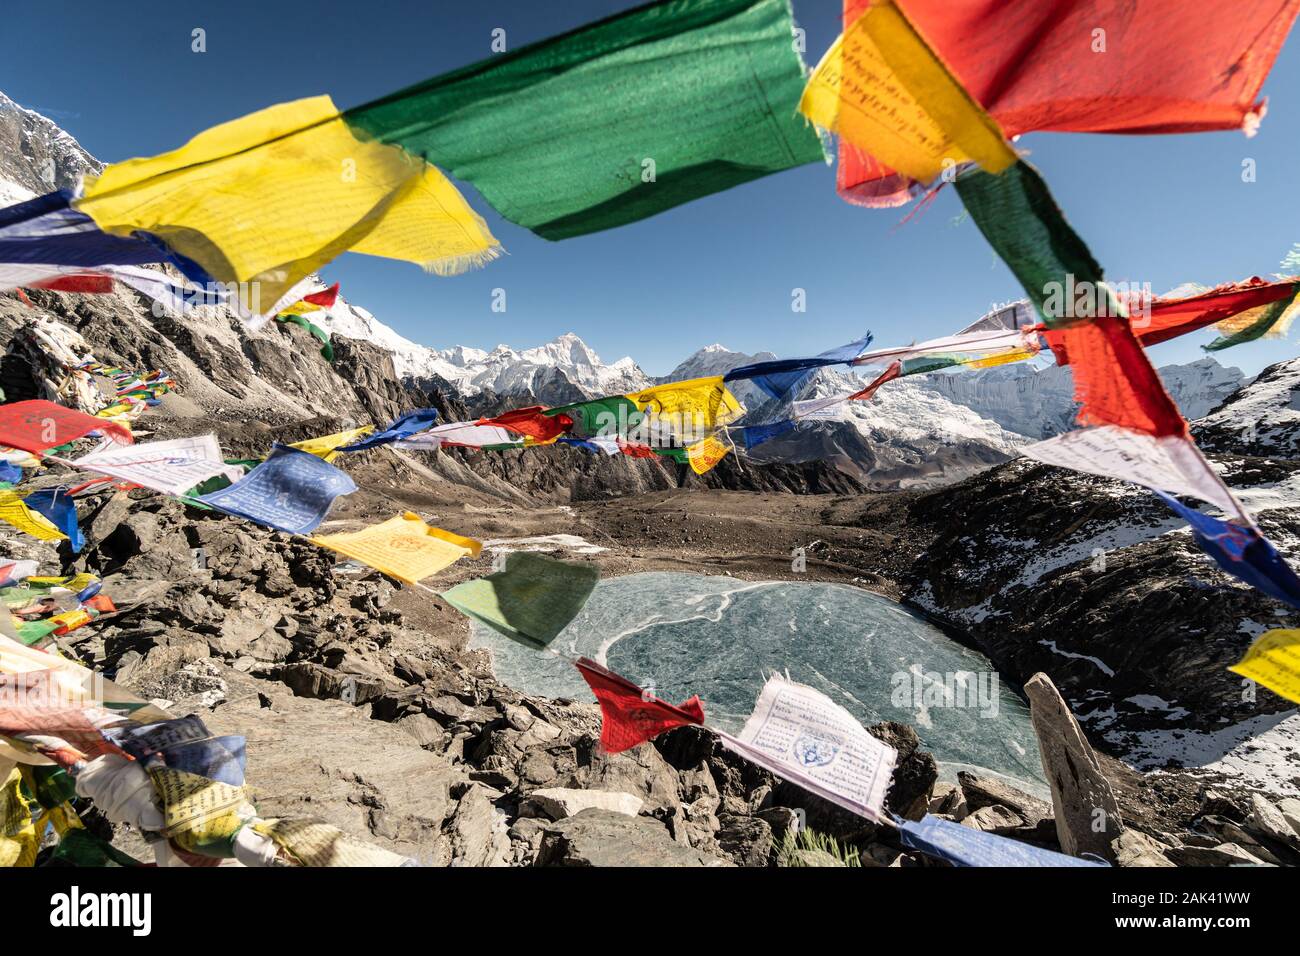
[[441, 552, 599, 647], [276, 313, 335, 362], [1205, 286, 1300, 351], [44, 829, 145, 867], [346, 0, 825, 240], [547, 396, 644, 438], [955, 161, 1119, 328]]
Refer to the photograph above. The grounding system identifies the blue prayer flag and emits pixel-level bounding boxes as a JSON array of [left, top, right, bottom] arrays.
[[196, 444, 356, 534], [23, 487, 83, 553], [898, 815, 1107, 867], [724, 333, 873, 401], [338, 408, 440, 451], [740, 420, 796, 450], [1156, 491, 1300, 609]]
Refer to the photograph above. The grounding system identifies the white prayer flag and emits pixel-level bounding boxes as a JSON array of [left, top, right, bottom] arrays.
[[75, 435, 242, 496], [720, 674, 896, 821], [1022, 426, 1245, 520]]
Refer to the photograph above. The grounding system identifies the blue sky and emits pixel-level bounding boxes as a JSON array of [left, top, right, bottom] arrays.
[[4, 0, 1298, 376]]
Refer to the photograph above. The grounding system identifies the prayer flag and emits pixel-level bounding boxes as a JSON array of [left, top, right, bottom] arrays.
[[1024, 428, 1241, 518], [311, 512, 481, 585], [338, 409, 440, 451], [800, 0, 1016, 185], [440, 552, 598, 647], [898, 814, 1107, 867], [479, 407, 573, 443], [1230, 629, 1300, 706], [724, 332, 873, 401], [76, 96, 500, 306], [20, 489, 82, 553], [394, 421, 520, 450], [344, 0, 826, 241], [740, 420, 795, 449], [195, 444, 356, 534], [74, 435, 241, 496], [574, 657, 705, 753], [0, 400, 131, 454], [719, 673, 895, 821], [1156, 492, 1300, 609], [0, 491, 66, 542], [289, 426, 376, 463], [686, 433, 731, 475], [626, 377, 744, 431], [834, 0, 1299, 204]]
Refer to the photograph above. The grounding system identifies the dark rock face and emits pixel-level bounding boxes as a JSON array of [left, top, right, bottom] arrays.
[[900, 452, 1300, 748]]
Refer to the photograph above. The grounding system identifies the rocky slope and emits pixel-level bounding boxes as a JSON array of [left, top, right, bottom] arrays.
[[0, 90, 101, 205]]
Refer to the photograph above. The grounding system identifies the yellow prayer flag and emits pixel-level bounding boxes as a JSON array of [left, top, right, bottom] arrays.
[[28, 574, 98, 593], [1229, 628, 1300, 705], [800, 0, 1015, 185], [290, 426, 376, 463], [967, 349, 1035, 370], [0, 491, 67, 542], [77, 96, 501, 307], [686, 434, 731, 476], [310, 512, 481, 585], [0, 767, 39, 868], [625, 376, 744, 431]]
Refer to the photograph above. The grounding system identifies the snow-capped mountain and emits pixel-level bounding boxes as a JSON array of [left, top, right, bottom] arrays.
[[309, 290, 650, 401], [917, 356, 1245, 438], [659, 342, 777, 408], [1196, 355, 1300, 457], [0, 90, 102, 206]]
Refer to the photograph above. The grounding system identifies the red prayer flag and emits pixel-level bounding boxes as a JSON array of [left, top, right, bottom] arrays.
[[1042, 277, 1300, 363], [574, 657, 705, 754], [29, 274, 115, 294], [0, 400, 132, 454], [479, 406, 573, 442], [1060, 315, 1187, 438], [616, 440, 658, 459], [303, 282, 340, 307], [839, 0, 1300, 201], [851, 360, 902, 401]]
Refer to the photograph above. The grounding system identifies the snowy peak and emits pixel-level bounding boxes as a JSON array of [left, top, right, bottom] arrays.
[[0, 89, 102, 206]]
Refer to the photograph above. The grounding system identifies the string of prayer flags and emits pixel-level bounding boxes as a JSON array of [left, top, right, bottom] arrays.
[[21, 489, 83, 553], [195, 444, 356, 535], [1155, 492, 1300, 609], [337, 409, 440, 451], [440, 552, 598, 647], [289, 426, 376, 463], [800, 0, 1017, 187], [956, 161, 1187, 438], [479, 407, 574, 443], [73, 435, 241, 497], [0, 400, 132, 454], [0, 766, 39, 867], [723, 333, 874, 401], [718, 673, 896, 822], [830, 0, 1299, 204], [344, 0, 826, 241], [311, 512, 481, 585], [1229, 628, 1300, 706], [574, 657, 705, 753], [0, 490, 67, 542], [897, 814, 1107, 867], [75, 95, 501, 308]]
